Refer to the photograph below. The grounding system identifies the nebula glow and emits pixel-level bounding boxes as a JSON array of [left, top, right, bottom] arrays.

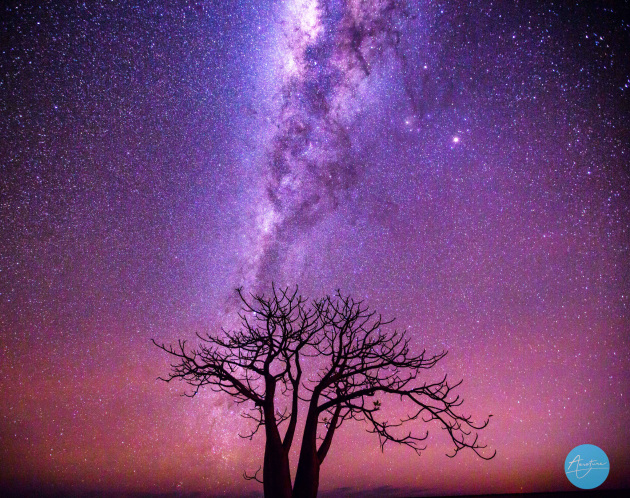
[[1, 1, 629, 496]]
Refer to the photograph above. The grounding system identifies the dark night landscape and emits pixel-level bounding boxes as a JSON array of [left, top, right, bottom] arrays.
[[1, 1, 629, 497]]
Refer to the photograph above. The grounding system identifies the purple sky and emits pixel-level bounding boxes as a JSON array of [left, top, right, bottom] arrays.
[[1, 1, 629, 496]]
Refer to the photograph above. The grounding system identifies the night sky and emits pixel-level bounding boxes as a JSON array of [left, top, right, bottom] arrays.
[[1, 1, 629, 496]]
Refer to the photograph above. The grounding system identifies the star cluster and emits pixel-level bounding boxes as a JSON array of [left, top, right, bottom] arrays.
[[1, 1, 629, 496]]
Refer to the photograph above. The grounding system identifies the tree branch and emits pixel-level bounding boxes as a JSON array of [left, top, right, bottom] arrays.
[[317, 404, 342, 462]]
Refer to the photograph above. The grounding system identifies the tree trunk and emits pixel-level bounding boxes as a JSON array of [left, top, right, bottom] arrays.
[[263, 385, 292, 498], [263, 428, 292, 498], [292, 402, 320, 498]]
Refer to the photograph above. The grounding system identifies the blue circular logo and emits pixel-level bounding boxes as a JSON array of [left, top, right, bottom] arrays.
[[565, 444, 609, 489]]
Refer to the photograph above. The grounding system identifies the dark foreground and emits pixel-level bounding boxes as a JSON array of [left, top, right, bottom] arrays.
[[414, 492, 628, 498], [0, 489, 627, 498]]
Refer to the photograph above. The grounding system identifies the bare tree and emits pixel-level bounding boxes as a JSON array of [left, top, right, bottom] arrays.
[[153, 286, 495, 498]]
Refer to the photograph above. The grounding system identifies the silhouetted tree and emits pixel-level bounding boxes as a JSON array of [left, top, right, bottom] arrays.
[[153, 286, 495, 498]]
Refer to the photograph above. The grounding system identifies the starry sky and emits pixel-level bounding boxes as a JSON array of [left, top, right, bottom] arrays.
[[1, 1, 629, 496]]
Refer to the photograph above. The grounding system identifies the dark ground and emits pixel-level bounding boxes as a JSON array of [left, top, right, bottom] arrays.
[[0, 488, 628, 498]]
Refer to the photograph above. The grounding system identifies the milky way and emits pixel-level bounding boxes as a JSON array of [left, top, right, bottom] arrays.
[[243, 0, 420, 289], [1, 1, 629, 496]]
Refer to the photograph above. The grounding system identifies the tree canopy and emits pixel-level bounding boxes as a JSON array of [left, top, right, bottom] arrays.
[[153, 285, 495, 498]]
